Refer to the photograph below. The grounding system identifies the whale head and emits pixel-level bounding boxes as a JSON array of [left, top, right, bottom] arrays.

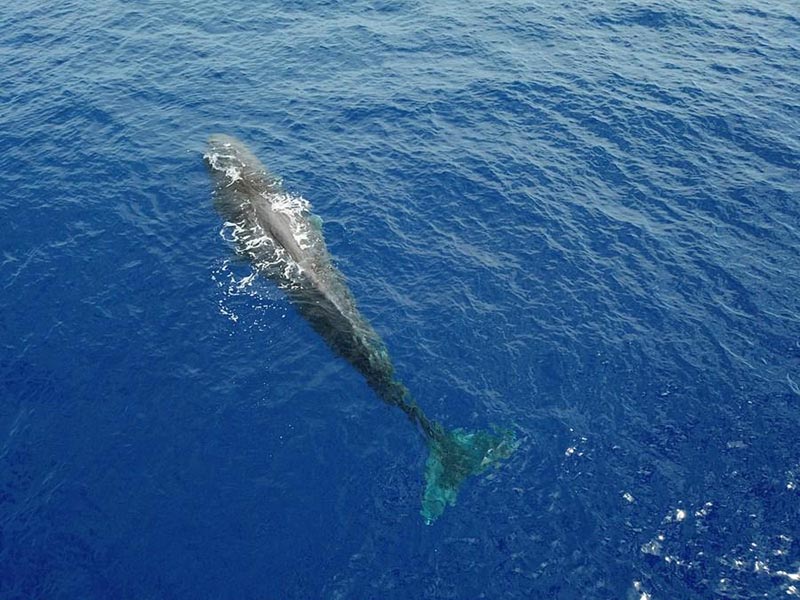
[[203, 133, 279, 192]]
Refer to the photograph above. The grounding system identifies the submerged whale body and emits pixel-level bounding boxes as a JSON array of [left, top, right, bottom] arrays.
[[204, 134, 515, 523]]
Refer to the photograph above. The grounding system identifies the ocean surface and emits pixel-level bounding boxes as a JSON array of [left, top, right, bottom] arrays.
[[1, 1, 799, 598]]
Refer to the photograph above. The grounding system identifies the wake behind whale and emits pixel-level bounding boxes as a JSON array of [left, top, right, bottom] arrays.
[[204, 134, 515, 523]]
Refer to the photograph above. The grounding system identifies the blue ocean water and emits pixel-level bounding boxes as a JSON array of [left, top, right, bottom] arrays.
[[1, 0, 799, 597]]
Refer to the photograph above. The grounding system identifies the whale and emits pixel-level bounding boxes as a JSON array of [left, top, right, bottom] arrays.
[[204, 134, 515, 523]]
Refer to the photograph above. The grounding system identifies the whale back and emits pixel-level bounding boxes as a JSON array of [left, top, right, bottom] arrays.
[[204, 134, 397, 392]]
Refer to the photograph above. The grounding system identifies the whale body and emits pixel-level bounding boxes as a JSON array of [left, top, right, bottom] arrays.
[[204, 134, 514, 523]]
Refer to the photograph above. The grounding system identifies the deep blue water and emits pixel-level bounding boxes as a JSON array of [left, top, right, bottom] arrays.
[[2, 1, 799, 598]]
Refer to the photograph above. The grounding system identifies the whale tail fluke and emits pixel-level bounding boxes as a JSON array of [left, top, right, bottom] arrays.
[[421, 425, 517, 525]]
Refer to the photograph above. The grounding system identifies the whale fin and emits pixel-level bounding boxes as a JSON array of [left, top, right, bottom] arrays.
[[308, 213, 324, 232], [421, 426, 517, 524]]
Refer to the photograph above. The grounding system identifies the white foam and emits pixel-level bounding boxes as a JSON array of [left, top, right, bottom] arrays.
[[694, 501, 713, 517], [203, 151, 232, 172], [224, 166, 242, 186], [663, 506, 688, 523], [632, 580, 651, 600], [210, 257, 286, 332]]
